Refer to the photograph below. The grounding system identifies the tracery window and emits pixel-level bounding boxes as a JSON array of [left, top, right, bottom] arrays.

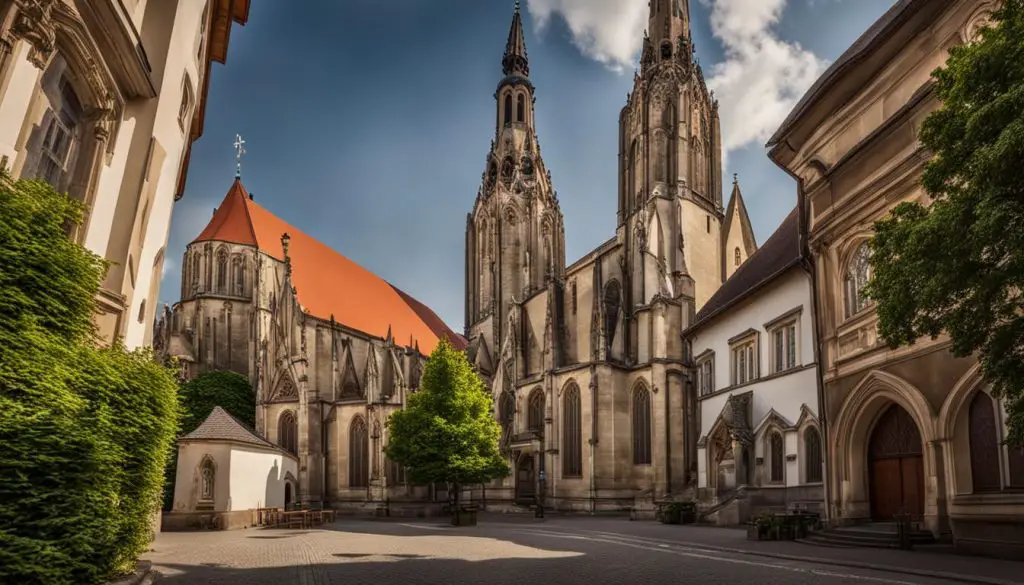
[[562, 384, 582, 477], [527, 389, 545, 434], [844, 242, 871, 318], [804, 427, 823, 483], [632, 385, 652, 465], [770, 432, 785, 483], [233, 256, 246, 296], [278, 411, 297, 455], [216, 248, 229, 294], [349, 416, 368, 488]]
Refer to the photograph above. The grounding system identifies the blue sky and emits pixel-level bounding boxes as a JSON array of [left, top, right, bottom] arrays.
[[161, 0, 897, 332]]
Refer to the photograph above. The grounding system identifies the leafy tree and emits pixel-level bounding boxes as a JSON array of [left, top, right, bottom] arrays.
[[865, 1, 1024, 446], [384, 339, 509, 508], [0, 176, 179, 584], [178, 370, 255, 433]]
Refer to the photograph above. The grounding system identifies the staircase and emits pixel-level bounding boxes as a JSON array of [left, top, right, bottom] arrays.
[[802, 522, 936, 549]]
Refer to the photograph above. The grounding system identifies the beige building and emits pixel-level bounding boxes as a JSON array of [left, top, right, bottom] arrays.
[[0, 0, 248, 348], [768, 0, 1024, 558], [462, 1, 753, 510]]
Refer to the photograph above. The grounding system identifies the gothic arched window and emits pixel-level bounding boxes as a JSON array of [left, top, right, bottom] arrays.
[[278, 411, 297, 455], [504, 94, 512, 126], [770, 432, 785, 483], [499, 392, 515, 438], [804, 427, 823, 483], [734, 247, 741, 266], [517, 94, 525, 122], [632, 385, 652, 465], [349, 416, 368, 488], [216, 248, 229, 293], [192, 251, 201, 291], [233, 255, 246, 296], [527, 388, 545, 434], [603, 280, 622, 348], [562, 384, 582, 477], [844, 242, 871, 318], [969, 391, 1002, 492]]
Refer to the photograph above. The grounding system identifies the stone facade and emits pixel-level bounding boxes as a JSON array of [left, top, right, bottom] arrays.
[[768, 0, 1024, 559], [0, 0, 247, 348], [462, 2, 754, 511]]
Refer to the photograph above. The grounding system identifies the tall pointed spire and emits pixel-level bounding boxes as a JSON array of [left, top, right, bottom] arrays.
[[502, 1, 529, 77]]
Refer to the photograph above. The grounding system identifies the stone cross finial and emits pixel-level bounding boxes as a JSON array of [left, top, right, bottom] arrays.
[[233, 134, 246, 179]]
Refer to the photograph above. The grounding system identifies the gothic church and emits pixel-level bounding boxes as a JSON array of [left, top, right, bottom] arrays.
[[158, 0, 755, 512], [463, 0, 754, 510]]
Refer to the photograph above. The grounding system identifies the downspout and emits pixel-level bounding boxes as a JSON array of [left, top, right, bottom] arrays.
[[774, 153, 832, 523]]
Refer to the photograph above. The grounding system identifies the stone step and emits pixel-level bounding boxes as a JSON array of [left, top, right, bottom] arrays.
[[802, 527, 935, 550]]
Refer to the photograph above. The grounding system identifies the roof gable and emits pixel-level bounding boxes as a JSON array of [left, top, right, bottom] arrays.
[[692, 207, 801, 330], [182, 406, 290, 457], [192, 180, 466, 355]]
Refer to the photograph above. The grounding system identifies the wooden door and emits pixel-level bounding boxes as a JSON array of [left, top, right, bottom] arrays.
[[516, 456, 536, 503], [868, 405, 924, 521]]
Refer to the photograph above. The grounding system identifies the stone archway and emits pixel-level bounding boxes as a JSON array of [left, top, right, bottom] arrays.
[[832, 370, 936, 525], [868, 405, 925, 520]]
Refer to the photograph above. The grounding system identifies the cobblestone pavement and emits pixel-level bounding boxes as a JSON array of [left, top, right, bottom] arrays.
[[145, 517, 1023, 585]]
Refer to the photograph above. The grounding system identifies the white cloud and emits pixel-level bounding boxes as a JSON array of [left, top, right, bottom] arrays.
[[526, 0, 648, 71], [525, 0, 827, 152], [701, 0, 827, 151]]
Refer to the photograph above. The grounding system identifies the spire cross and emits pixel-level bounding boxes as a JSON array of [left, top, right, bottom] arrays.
[[514, 0, 520, 12], [233, 134, 246, 179], [733, 173, 739, 184]]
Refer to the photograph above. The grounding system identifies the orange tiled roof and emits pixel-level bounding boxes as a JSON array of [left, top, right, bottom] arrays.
[[194, 180, 466, 355]]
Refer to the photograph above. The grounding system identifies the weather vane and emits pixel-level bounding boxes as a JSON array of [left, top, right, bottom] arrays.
[[233, 134, 246, 179]]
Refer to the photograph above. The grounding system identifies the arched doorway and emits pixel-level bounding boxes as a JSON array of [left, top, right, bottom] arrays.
[[869, 405, 924, 520], [516, 454, 536, 504], [284, 482, 293, 509]]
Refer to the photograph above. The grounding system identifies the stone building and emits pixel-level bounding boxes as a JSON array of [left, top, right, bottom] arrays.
[[767, 0, 1024, 558], [462, 1, 754, 510], [0, 0, 247, 348], [156, 178, 466, 508], [688, 208, 824, 522]]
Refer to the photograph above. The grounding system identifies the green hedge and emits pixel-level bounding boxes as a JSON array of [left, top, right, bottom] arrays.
[[0, 177, 180, 584]]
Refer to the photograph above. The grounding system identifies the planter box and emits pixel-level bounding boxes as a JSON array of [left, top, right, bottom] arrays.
[[451, 508, 477, 526], [747, 523, 772, 541]]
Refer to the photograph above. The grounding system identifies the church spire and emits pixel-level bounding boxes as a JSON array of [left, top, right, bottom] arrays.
[[502, 1, 529, 77], [646, 0, 691, 64]]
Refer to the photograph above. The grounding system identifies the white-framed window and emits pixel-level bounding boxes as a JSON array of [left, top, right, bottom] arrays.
[[696, 353, 715, 397], [770, 320, 798, 374], [730, 333, 757, 386]]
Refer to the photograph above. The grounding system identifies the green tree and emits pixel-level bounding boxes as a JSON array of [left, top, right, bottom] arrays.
[[0, 176, 179, 584], [865, 1, 1024, 446], [178, 370, 255, 433], [384, 339, 509, 509]]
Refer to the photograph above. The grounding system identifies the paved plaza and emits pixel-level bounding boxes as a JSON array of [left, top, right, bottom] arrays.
[[144, 517, 1024, 585]]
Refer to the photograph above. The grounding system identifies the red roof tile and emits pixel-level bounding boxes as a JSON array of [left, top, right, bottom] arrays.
[[194, 180, 466, 355]]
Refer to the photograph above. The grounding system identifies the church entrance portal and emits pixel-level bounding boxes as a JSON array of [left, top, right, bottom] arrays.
[[284, 482, 293, 509], [516, 455, 536, 504], [868, 405, 924, 521]]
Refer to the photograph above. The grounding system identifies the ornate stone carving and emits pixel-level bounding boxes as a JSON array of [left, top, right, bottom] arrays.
[[12, 0, 58, 69]]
